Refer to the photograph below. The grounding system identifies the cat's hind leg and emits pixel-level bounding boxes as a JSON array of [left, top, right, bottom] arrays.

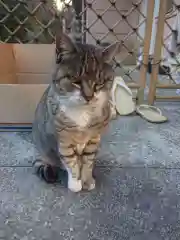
[[32, 148, 65, 184], [33, 159, 59, 183]]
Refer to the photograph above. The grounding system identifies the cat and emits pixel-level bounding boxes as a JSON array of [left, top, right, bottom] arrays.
[[32, 32, 120, 192]]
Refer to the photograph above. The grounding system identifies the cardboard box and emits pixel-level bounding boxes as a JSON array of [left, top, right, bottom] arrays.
[[0, 44, 54, 127], [0, 44, 138, 130]]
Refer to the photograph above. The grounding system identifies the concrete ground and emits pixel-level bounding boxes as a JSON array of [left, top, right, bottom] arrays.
[[0, 103, 180, 240]]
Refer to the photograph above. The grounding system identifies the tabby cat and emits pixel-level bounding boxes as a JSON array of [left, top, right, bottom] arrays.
[[32, 32, 120, 192]]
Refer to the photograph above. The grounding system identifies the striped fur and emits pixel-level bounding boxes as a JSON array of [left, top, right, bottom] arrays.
[[32, 32, 120, 192]]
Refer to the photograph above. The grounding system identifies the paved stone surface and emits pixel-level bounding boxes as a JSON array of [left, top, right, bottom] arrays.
[[0, 103, 180, 239], [1, 167, 180, 240]]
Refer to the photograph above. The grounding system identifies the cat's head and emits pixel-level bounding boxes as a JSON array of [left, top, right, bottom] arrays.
[[54, 32, 120, 102]]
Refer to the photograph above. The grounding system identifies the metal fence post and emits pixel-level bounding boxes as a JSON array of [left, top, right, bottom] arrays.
[[137, 0, 155, 104], [148, 0, 167, 105]]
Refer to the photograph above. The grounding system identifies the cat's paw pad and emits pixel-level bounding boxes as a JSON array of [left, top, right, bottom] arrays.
[[68, 178, 82, 192], [33, 159, 58, 183], [82, 178, 96, 191]]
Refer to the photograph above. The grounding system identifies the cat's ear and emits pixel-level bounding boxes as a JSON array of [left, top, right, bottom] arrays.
[[102, 42, 120, 63], [56, 32, 76, 53]]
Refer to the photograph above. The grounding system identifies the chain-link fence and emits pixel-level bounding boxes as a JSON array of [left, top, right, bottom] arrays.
[[0, 0, 157, 103], [147, 0, 180, 104]]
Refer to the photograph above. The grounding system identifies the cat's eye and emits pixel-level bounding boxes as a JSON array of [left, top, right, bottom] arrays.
[[72, 83, 81, 89], [95, 83, 104, 91], [92, 82, 95, 89]]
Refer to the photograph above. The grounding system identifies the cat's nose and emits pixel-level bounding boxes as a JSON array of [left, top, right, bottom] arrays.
[[86, 95, 94, 101]]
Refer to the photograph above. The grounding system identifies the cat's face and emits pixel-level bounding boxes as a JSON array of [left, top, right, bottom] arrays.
[[55, 33, 120, 102]]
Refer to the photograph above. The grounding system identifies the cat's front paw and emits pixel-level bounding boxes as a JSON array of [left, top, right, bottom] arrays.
[[82, 177, 96, 191], [68, 178, 82, 192]]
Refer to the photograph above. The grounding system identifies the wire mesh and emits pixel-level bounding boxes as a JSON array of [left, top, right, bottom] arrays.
[[0, 0, 151, 95], [148, 0, 180, 103], [0, 0, 72, 43], [82, 0, 146, 87]]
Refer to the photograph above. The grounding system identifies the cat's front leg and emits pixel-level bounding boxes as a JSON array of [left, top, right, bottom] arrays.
[[59, 142, 82, 192], [81, 135, 101, 191]]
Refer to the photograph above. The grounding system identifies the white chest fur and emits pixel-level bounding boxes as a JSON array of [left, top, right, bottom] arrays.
[[59, 90, 108, 128]]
